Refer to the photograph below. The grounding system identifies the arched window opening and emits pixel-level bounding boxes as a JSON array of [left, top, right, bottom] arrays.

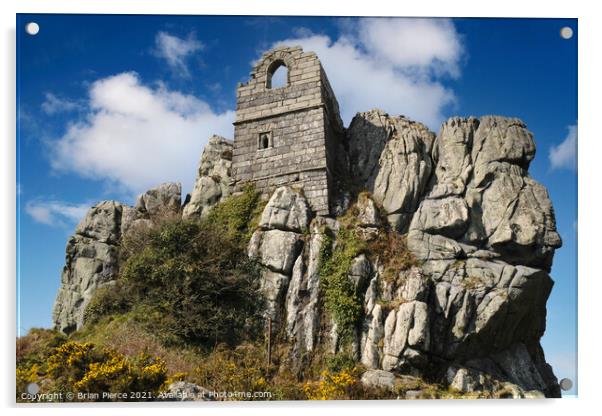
[[266, 61, 288, 89]]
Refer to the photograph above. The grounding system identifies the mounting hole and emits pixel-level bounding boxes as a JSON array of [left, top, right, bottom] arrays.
[[560, 26, 573, 40], [559, 378, 573, 391], [26, 382, 40, 395], [25, 22, 40, 36]]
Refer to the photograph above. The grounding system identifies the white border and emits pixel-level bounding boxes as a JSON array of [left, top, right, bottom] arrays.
[[2, 1, 599, 415]]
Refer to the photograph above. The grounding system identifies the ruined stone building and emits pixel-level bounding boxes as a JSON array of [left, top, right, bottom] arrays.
[[231, 46, 345, 215]]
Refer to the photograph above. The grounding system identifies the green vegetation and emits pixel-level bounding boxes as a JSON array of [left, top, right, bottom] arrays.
[[84, 187, 265, 348], [325, 351, 358, 373], [82, 217, 264, 348], [203, 185, 265, 243], [17, 334, 167, 401], [17, 189, 270, 401], [366, 230, 419, 283], [16, 188, 487, 402], [319, 227, 367, 345], [318, 193, 419, 344]]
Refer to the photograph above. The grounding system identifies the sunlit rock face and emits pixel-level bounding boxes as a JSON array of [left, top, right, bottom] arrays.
[[52, 78, 562, 398], [247, 113, 561, 397]]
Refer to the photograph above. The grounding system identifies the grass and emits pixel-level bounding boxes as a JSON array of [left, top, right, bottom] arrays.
[[376, 297, 408, 315], [462, 275, 485, 290], [366, 230, 419, 283]]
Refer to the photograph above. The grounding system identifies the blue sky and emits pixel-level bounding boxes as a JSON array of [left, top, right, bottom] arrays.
[[16, 15, 577, 394]]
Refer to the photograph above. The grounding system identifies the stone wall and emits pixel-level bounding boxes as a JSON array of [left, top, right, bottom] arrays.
[[232, 46, 344, 215]]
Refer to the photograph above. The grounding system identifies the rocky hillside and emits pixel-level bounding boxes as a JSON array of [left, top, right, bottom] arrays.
[[50, 110, 562, 399]]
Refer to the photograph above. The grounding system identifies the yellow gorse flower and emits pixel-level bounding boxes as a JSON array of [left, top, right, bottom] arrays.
[[40, 341, 168, 399], [303, 368, 358, 400]]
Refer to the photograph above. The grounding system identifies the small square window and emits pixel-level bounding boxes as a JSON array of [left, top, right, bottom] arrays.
[[258, 131, 273, 150]]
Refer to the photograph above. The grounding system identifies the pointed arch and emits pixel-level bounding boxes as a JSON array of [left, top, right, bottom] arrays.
[[266, 60, 289, 89]]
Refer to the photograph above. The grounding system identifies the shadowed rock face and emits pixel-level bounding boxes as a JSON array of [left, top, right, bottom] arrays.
[[52, 109, 563, 398]]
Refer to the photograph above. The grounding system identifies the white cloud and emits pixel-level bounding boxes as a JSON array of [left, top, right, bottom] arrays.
[[25, 199, 90, 227], [154, 31, 203, 77], [273, 18, 463, 128], [41, 93, 81, 115], [48, 20, 461, 198], [549, 124, 577, 170], [50, 72, 235, 196], [357, 18, 463, 78]]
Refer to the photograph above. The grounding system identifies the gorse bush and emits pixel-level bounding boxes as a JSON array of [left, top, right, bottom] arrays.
[[83, 284, 132, 325], [194, 343, 268, 399], [17, 338, 167, 401], [16, 328, 67, 397], [120, 220, 264, 347], [193, 342, 307, 401], [303, 368, 360, 400], [83, 187, 266, 348], [204, 185, 265, 243], [47, 341, 166, 400]]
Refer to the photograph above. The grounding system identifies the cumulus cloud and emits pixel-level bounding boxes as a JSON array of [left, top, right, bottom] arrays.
[[50, 72, 235, 196], [41, 92, 82, 115], [273, 18, 463, 128], [357, 18, 463, 78], [154, 31, 203, 77], [25, 199, 90, 227], [549, 124, 577, 170]]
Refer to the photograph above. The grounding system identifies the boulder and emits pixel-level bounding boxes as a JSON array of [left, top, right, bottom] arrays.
[[429, 117, 478, 198], [248, 186, 312, 324], [135, 182, 182, 217], [259, 186, 311, 233], [346, 110, 434, 231], [183, 135, 233, 219], [75, 201, 122, 245], [360, 370, 396, 390], [408, 116, 561, 271], [446, 366, 494, 393], [249, 229, 303, 275], [410, 196, 469, 239], [354, 193, 382, 228]]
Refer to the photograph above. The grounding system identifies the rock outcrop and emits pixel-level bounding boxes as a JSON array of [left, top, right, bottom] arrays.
[[247, 113, 562, 397], [52, 109, 562, 398], [52, 201, 123, 334], [248, 187, 312, 324], [346, 110, 435, 232], [182, 135, 233, 219], [52, 183, 182, 333]]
